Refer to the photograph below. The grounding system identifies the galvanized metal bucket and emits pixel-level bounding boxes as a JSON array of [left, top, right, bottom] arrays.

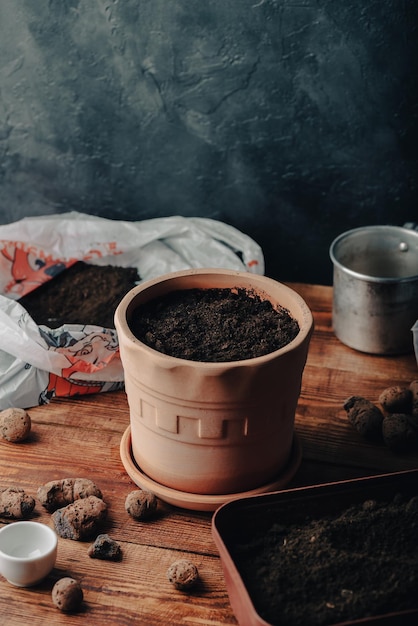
[[329, 225, 418, 355]]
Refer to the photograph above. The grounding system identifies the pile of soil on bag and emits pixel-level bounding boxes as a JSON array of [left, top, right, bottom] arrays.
[[19, 261, 139, 329], [232, 493, 418, 626], [129, 287, 300, 362]]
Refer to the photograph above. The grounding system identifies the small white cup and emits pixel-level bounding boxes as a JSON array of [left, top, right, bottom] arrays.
[[0, 521, 58, 587]]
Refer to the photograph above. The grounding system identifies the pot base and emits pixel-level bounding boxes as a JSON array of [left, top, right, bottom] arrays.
[[120, 426, 302, 512]]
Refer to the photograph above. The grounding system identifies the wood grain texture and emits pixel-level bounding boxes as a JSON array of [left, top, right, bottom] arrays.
[[1, 283, 417, 625]]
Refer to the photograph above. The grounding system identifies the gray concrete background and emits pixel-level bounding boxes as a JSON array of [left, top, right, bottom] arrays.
[[0, 0, 417, 284]]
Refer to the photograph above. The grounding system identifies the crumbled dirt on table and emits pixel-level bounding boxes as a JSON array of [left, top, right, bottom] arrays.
[[232, 494, 418, 625], [19, 261, 139, 329], [129, 287, 300, 362]]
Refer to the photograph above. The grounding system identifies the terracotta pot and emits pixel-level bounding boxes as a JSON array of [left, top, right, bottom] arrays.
[[115, 269, 313, 497]]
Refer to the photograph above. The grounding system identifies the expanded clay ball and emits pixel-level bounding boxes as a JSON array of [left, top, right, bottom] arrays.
[[52, 495, 108, 540], [378, 386, 413, 414], [37, 477, 103, 512], [88, 534, 122, 561], [167, 559, 199, 590], [410, 380, 418, 416], [382, 413, 418, 453], [0, 408, 31, 442], [52, 577, 83, 612], [343, 396, 384, 441], [344, 380, 418, 454], [125, 489, 158, 520], [0, 486, 35, 519]]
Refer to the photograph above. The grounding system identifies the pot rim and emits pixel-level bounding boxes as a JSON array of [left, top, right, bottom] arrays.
[[115, 268, 314, 367], [329, 225, 418, 284]]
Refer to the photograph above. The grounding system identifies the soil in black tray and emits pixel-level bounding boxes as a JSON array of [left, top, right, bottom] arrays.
[[232, 493, 418, 626], [129, 287, 300, 362], [19, 261, 140, 329]]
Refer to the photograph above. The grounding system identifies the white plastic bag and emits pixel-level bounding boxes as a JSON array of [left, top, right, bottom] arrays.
[[0, 212, 264, 409]]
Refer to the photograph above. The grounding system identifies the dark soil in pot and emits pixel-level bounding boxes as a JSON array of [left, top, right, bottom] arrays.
[[19, 261, 140, 328], [129, 287, 300, 362], [232, 493, 418, 625]]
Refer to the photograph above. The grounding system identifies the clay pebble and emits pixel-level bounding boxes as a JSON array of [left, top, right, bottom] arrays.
[[378, 386, 413, 414], [382, 413, 418, 452], [0, 408, 31, 442], [88, 534, 122, 561], [52, 495, 107, 540], [343, 381, 418, 454], [343, 396, 384, 441], [0, 486, 35, 519], [410, 380, 418, 416], [37, 477, 103, 512], [125, 489, 158, 520], [52, 577, 83, 612], [167, 559, 199, 590]]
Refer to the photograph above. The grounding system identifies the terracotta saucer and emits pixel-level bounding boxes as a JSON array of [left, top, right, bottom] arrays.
[[120, 426, 302, 512]]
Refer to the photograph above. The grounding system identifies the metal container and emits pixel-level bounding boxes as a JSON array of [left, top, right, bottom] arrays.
[[329, 225, 418, 354]]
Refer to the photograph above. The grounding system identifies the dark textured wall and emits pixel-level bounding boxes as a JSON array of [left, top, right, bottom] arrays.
[[0, 0, 417, 284]]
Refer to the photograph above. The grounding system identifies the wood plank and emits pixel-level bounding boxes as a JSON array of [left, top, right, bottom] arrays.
[[2, 543, 236, 626]]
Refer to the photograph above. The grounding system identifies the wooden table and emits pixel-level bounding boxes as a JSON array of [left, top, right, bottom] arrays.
[[1, 283, 417, 626]]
